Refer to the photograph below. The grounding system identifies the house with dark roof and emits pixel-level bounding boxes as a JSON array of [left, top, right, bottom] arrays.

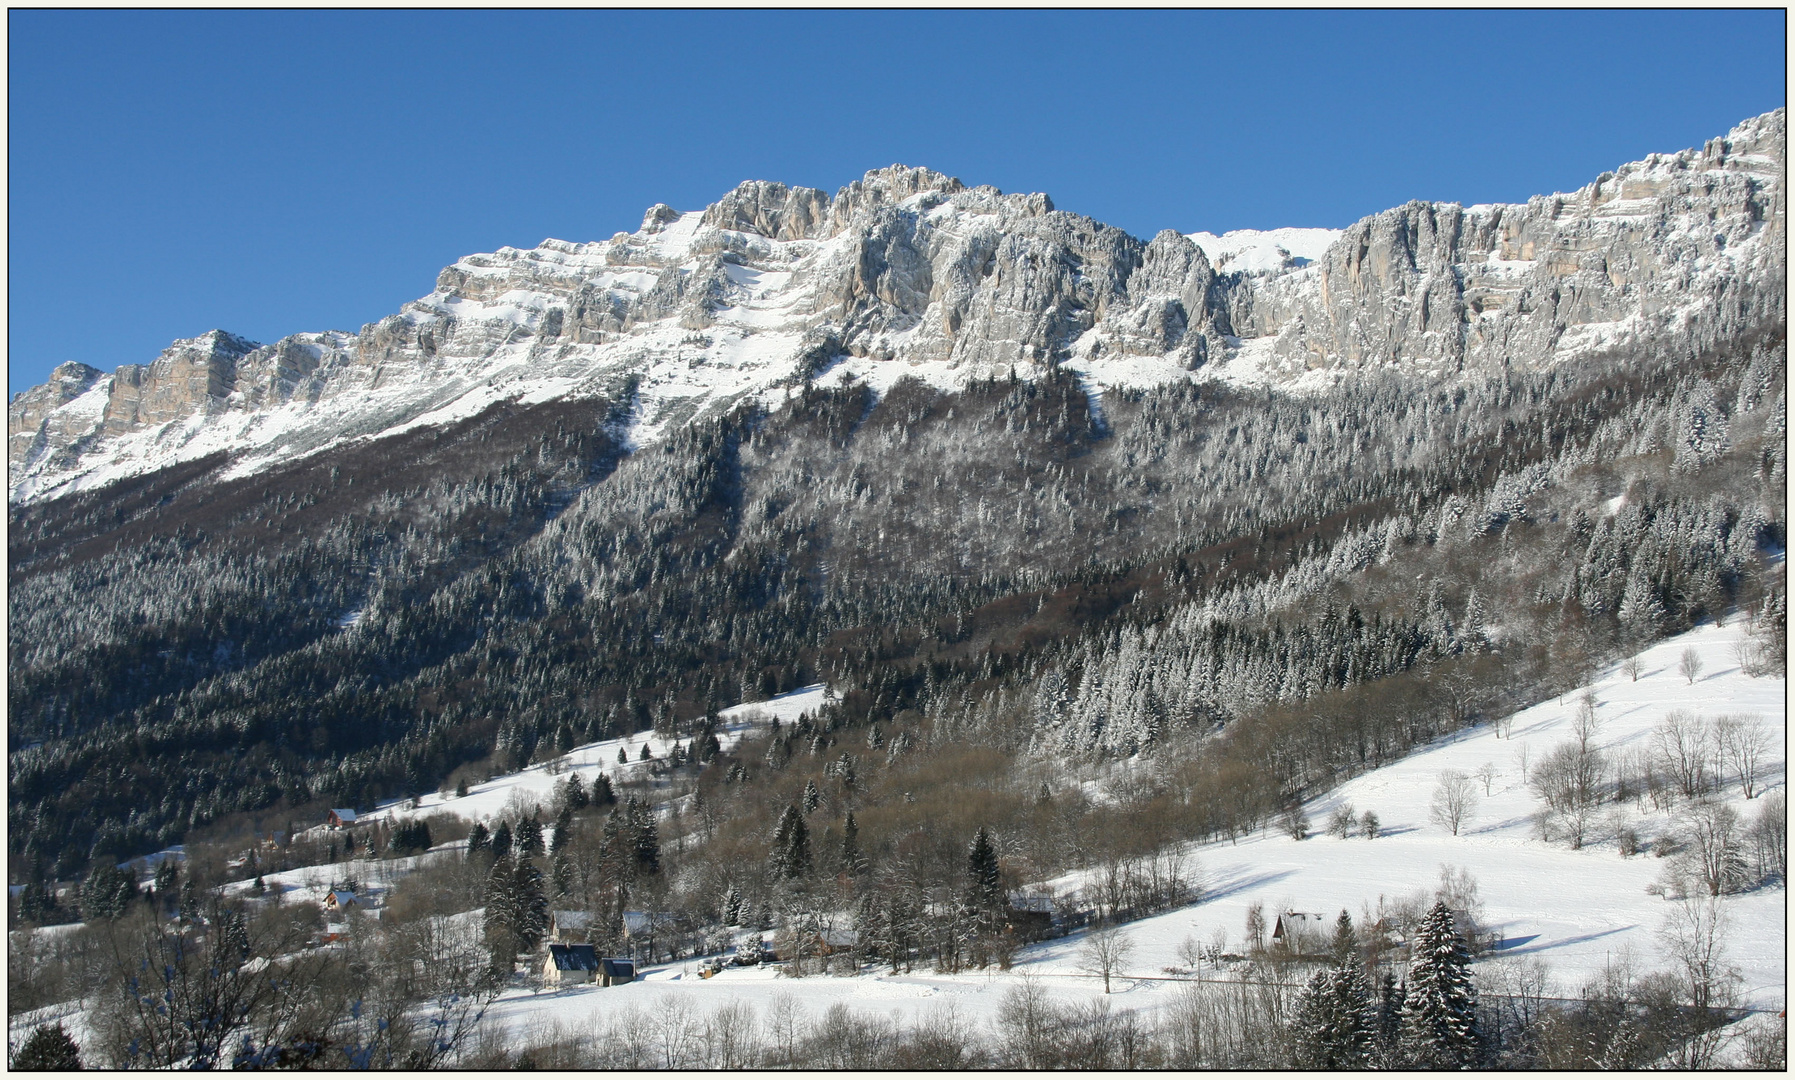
[[599, 957, 635, 986], [543, 943, 600, 985]]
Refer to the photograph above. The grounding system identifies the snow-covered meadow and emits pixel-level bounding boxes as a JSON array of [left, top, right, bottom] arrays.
[[464, 622, 1784, 1039]]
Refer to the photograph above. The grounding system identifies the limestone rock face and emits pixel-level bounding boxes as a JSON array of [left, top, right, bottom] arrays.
[[9, 110, 1784, 504], [1231, 109, 1785, 378], [8, 362, 105, 469]]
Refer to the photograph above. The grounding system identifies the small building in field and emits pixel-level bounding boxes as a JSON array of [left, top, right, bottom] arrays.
[[327, 809, 358, 829], [325, 890, 358, 911], [599, 957, 635, 986], [550, 910, 594, 942], [543, 943, 600, 985], [1272, 911, 1327, 952]]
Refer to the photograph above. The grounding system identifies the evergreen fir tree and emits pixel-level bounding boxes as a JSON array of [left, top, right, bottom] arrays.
[[839, 812, 868, 876], [490, 821, 513, 860], [722, 883, 745, 926], [1399, 900, 1479, 1068], [78, 863, 134, 921], [1294, 959, 1378, 1068], [515, 816, 544, 857], [13, 1022, 83, 1070], [769, 805, 810, 879], [565, 773, 589, 811], [618, 745, 630, 764], [1331, 909, 1358, 961], [966, 827, 1003, 911], [483, 855, 520, 968], [802, 779, 821, 815], [627, 797, 661, 874], [466, 821, 490, 860], [590, 772, 616, 806], [550, 851, 574, 899]]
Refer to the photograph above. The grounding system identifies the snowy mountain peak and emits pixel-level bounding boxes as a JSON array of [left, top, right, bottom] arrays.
[[8, 110, 1784, 505]]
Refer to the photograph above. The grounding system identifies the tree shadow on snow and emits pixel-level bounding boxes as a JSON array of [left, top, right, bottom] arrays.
[[1499, 925, 1634, 957], [1201, 868, 1299, 904]]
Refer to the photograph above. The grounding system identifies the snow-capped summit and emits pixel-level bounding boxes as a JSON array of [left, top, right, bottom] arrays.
[[8, 110, 1784, 505]]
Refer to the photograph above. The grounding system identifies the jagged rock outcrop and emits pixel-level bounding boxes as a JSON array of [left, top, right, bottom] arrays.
[[9, 112, 1784, 504], [1234, 109, 1785, 376]]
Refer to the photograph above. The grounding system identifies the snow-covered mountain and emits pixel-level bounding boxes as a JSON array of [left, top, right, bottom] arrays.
[[8, 109, 1783, 505]]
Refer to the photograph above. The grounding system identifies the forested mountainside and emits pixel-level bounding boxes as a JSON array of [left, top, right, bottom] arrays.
[[7, 111, 1786, 893]]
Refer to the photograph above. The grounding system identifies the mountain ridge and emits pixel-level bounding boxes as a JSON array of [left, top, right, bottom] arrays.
[[8, 109, 1784, 505]]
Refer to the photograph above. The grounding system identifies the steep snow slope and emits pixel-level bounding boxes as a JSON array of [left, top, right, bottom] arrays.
[[10, 109, 1783, 505]]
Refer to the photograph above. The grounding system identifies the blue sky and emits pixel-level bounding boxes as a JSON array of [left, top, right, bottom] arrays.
[[8, 9, 1785, 396]]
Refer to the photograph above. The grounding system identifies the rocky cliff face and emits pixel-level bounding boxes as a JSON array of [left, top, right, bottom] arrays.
[[1234, 109, 1785, 380], [9, 111, 1784, 504]]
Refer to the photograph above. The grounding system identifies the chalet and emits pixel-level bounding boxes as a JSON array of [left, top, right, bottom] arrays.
[[325, 890, 358, 911], [1006, 896, 1058, 940], [550, 910, 594, 942], [1271, 911, 1327, 952], [327, 809, 358, 829], [599, 957, 635, 986], [543, 943, 600, 985]]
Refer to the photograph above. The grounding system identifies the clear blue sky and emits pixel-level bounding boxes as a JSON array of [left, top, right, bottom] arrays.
[[8, 9, 1785, 396]]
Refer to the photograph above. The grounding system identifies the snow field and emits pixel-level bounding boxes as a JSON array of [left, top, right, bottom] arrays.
[[471, 622, 1783, 1043]]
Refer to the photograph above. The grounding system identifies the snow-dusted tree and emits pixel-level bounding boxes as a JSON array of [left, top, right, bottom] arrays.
[[768, 805, 810, 879], [1293, 959, 1377, 1068], [1397, 900, 1478, 1068], [13, 1022, 83, 1070], [801, 780, 821, 815]]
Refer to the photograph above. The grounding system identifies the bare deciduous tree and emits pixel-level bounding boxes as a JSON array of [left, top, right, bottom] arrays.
[[1475, 761, 1498, 796], [1620, 654, 1644, 682], [1713, 713, 1769, 799], [1677, 801, 1747, 897], [1677, 647, 1704, 685], [1080, 924, 1137, 994], [1656, 894, 1738, 1011], [1430, 770, 1479, 836], [1651, 710, 1712, 801]]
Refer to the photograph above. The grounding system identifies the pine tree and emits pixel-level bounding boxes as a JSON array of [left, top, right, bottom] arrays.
[[966, 827, 1003, 912], [1399, 900, 1479, 1068], [466, 821, 490, 860], [618, 745, 630, 764], [483, 855, 520, 968], [839, 812, 868, 876], [13, 1022, 83, 1070], [515, 816, 544, 857], [627, 797, 661, 875], [565, 773, 589, 811], [1294, 959, 1377, 1068], [801, 779, 821, 815], [550, 851, 574, 899], [490, 821, 513, 860], [590, 772, 616, 806], [722, 883, 745, 926], [1331, 909, 1357, 961], [769, 805, 810, 879], [79, 863, 135, 921]]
